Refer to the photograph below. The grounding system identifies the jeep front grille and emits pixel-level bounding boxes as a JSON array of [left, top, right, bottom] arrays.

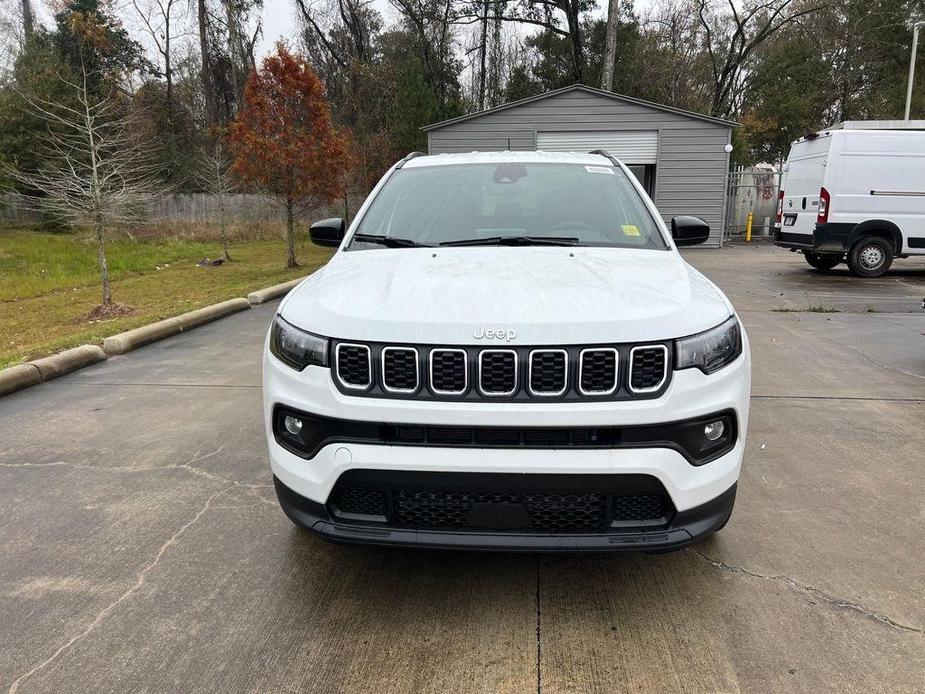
[[528, 349, 568, 396], [430, 349, 467, 394], [381, 347, 418, 393], [579, 348, 618, 395], [629, 345, 668, 392], [478, 350, 518, 396], [335, 343, 371, 389], [330, 340, 672, 401]]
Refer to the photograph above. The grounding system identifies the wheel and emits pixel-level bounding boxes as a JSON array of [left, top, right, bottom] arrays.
[[803, 251, 842, 271], [847, 237, 893, 277]]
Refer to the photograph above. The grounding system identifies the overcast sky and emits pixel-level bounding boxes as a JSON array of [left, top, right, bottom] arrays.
[[26, 0, 656, 61]]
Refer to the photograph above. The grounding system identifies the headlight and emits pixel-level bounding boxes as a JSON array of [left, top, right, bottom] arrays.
[[675, 315, 742, 374], [269, 315, 329, 370]]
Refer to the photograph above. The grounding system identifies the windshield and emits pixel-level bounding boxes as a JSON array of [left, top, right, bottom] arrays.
[[349, 162, 668, 250]]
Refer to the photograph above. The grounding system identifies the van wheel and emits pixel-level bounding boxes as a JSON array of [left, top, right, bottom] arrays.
[[847, 237, 893, 277], [803, 252, 841, 271]]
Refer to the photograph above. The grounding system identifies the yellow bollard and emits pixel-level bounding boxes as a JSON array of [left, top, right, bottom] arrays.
[[745, 211, 753, 242]]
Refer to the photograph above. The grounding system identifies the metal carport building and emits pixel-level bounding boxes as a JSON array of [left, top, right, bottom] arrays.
[[423, 84, 736, 247]]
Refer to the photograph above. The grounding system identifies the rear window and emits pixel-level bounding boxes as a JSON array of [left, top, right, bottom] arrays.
[[351, 162, 667, 250]]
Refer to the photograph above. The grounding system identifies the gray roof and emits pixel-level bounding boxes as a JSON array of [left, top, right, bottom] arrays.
[[422, 84, 738, 131]]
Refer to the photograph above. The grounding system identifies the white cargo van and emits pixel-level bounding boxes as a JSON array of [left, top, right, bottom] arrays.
[[774, 121, 925, 276]]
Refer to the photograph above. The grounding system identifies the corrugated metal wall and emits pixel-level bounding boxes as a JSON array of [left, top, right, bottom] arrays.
[[427, 89, 732, 247], [536, 130, 658, 163]]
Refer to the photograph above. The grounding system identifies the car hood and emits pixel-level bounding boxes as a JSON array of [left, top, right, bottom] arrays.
[[280, 247, 733, 344]]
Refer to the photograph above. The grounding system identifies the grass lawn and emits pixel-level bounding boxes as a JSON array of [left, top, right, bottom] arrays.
[[0, 228, 333, 369]]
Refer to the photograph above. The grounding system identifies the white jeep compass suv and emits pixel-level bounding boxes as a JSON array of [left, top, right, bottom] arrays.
[[263, 150, 750, 551]]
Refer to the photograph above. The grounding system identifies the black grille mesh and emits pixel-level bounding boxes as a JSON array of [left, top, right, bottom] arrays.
[[382, 348, 418, 391], [393, 490, 608, 532], [581, 350, 617, 393], [480, 351, 517, 394], [333, 487, 386, 516], [530, 351, 567, 394], [430, 350, 467, 393], [631, 347, 666, 391], [611, 494, 668, 522], [329, 482, 674, 532], [336, 345, 370, 387]]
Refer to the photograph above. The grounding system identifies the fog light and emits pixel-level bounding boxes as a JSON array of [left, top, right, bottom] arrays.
[[283, 415, 303, 436], [704, 420, 725, 441]]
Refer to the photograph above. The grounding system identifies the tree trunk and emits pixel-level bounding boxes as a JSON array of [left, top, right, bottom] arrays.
[[164, 33, 173, 127], [478, 0, 489, 109], [565, 0, 584, 83], [21, 0, 33, 38], [197, 0, 219, 129], [600, 0, 620, 91], [219, 194, 231, 261], [285, 198, 298, 268], [95, 215, 112, 306], [225, 0, 244, 107], [487, 5, 503, 107]]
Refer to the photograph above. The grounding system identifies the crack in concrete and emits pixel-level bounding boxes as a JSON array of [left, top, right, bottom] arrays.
[[7, 486, 232, 694], [0, 448, 275, 505], [690, 549, 923, 635]]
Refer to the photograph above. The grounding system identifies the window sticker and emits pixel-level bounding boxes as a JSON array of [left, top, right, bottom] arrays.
[[621, 224, 641, 236], [584, 166, 615, 175]]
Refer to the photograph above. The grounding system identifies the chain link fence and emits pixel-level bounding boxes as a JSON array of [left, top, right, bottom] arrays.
[[724, 165, 781, 241]]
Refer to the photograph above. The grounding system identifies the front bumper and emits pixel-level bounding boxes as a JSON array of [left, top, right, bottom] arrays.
[[264, 341, 750, 513], [274, 474, 737, 552], [264, 328, 750, 551]]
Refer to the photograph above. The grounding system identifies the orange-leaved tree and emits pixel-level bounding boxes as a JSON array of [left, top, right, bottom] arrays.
[[229, 44, 349, 268]]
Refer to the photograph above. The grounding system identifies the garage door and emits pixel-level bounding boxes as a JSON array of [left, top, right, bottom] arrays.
[[536, 131, 658, 164]]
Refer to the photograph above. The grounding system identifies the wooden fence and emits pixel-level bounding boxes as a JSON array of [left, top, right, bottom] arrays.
[[0, 193, 365, 225]]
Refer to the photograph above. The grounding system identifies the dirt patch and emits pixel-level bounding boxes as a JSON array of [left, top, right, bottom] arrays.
[[87, 302, 136, 321]]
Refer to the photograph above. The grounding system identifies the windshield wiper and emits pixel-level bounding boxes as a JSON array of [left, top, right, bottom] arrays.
[[440, 235, 580, 247], [351, 233, 432, 248]]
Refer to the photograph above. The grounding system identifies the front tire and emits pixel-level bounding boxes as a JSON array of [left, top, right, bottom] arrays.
[[847, 237, 893, 277], [803, 251, 842, 271]]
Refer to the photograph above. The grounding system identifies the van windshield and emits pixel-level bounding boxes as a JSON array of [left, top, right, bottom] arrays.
[[349, 162, 668, 250]]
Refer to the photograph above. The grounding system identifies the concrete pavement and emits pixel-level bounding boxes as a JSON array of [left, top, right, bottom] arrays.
[[1, 244, 923, 693]]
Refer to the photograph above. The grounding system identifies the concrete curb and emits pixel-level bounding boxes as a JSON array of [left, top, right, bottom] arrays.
[[173, 298, 252, 330], [247, 277, 304, 305], [31, 345, 107, 381], [0, 364, 42, 397], [102, 317, 183, 355], [2, 275, 306, 399], [102, 298, 252, 355]]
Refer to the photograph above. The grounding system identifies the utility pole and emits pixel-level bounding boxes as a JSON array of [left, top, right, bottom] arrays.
[[905, 21, 925, 120]]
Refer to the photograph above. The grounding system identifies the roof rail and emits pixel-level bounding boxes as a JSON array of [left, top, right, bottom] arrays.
[[588, 149, 620, 166], [394, 151, 426, 169]]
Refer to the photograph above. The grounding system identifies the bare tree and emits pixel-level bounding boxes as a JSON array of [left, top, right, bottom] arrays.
[[223, 0, 263, 106], [4, 65, 161, 313], [388, 0, 459, 109], [197, 0, 222, 128], [695, 0, 826, 117], [456, 0, 592, 84], [194, 142, 235, 260], [131, 0, 192, 125]]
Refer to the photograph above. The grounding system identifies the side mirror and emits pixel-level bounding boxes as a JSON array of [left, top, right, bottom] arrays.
[[671, 216, 710, 247], [309, 218, 346, 248]]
